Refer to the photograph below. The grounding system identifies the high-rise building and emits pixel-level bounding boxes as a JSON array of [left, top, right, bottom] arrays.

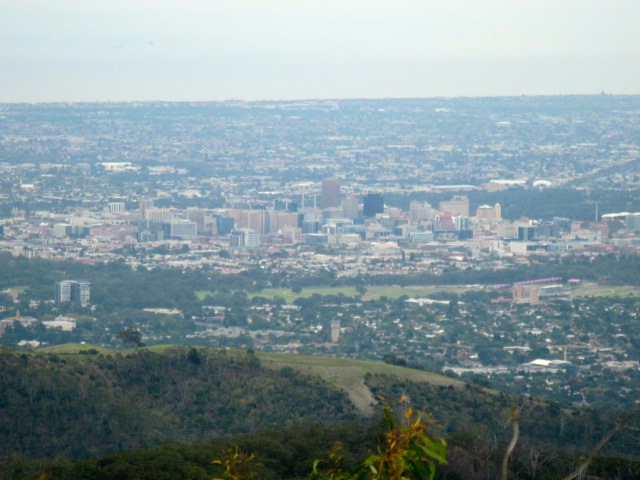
[[140, 198, 154, 218], [53, 223, 71, 238], [475, 203, 501, 222], [321, 178, 341, 209], [168, 220, 198, 241], [55, 280, 73, 303], [108, 202, 126, 214], [186, 208, 206, 233], [229, 228, 261, 249], [330, 320, 341, 343], [439, 195, 470, 217], [55, 280, 91, 307], [342, 194, 360, 219], [363, 193, 384, 218], [627, 214, 640, 231], [76, 281, 91, 307], [454, 216, 472, 231], [409, 201, 433, 222], [215, 216, 235, 235], [517, 226, 537, 241], [145, 207, 172, 222]]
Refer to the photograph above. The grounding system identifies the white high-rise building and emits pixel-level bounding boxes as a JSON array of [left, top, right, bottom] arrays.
[[109, 202, 126, 214]]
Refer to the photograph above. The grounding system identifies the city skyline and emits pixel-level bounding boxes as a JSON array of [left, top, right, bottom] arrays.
[[2, 1, 639, 102]]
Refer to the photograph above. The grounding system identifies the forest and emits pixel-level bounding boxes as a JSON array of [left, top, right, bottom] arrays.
[[2, 346, 640, 479]]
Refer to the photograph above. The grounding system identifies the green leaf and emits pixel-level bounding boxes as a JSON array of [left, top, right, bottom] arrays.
[[417, 444, 447, 464], [383, 406, 396, 429]]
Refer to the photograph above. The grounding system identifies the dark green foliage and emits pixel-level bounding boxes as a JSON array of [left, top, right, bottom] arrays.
[[6, 417, 640, 480], [1, 424, 378, 480], [364, 373, 640, 477], [116, 327, 144, 347], [0, 347, 358, 461]]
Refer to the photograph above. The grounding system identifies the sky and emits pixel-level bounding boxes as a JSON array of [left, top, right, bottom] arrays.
[[1, 0, 639, 102]]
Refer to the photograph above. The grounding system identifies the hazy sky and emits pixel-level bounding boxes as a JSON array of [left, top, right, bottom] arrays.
[[2, 0, 639, 102]]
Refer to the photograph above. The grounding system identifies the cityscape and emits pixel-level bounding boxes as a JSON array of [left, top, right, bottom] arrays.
[[1, 96, 640, 411], [3, 2, 640, 476]]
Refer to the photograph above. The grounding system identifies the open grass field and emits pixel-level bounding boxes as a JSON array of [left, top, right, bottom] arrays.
[[37, 343, 114, 355], [198, 281, 640, 304], [3, 286, 28, 295], [197, 284, 473, 303], [254, 351, 462, 414], [566, 283, 640, 298]]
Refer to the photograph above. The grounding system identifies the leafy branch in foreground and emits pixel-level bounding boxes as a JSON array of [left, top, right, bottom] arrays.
[[309, 395, 447, 480], [211, 447, 257, 480]]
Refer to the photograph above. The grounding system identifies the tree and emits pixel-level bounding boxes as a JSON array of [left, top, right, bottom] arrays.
[[116, 327, 144, 348]]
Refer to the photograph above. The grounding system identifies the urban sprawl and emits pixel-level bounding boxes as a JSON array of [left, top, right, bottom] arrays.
[[2, 96, 640, 409]]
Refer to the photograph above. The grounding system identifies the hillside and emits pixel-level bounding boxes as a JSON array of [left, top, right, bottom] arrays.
[[2, 345, 640, 479], [0, 346, 360, 460], [254, 350, 462, 414], [0, 344, 462, 460]]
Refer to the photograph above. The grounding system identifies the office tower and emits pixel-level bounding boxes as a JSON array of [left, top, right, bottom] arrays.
[[168, 220, 198, 241], [517, 226, 537, 241], [321, 178, 341, 209], [409, 201, 434, 222], [145, 207, 173, 222], [454, 216, 472, 231], [108, 202, 126, 214], [246, 209, 270, 234], [140, 198, 154, 218], [330, 320, 341, 343], [363, 193, 384, 218], [53, 223, 71, 238], [342, 194, 360, 219], [476, 203, 501, 222], [229, 228, 260, 249], [272, 212, 299, 231], [56, 280, 91, 307], [186, 208, 206, 233], [76, 280, 91, 307], [55, 281, 74, 303], [215, 216, 235, 235], [439, 195, 470, 217]]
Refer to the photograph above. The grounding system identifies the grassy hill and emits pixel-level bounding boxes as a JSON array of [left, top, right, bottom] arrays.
[[255, 351, 462, 415], [38, 344, 462, 416]]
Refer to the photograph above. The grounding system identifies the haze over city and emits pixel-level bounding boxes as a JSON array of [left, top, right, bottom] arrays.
[[2, 0, 639, 102]]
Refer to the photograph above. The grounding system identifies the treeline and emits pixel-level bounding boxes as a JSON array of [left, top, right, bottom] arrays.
[[354, 254, 640, 288], [3, 252, 640, 317], [0, 253, 261, 316], [1, 424, 379, 480], [0, 347, 357, 460], [5, 403, 640, 480]]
